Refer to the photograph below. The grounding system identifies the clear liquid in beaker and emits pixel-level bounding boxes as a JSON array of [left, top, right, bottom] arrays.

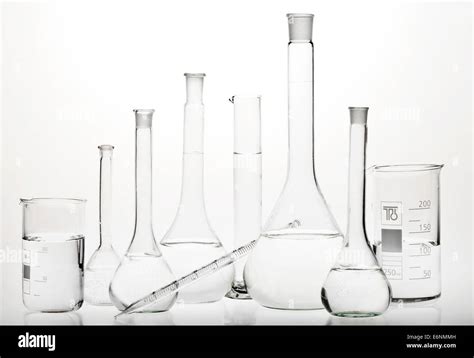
[[22, 234, 84, 312], [160, 242, 234, 303], [244, 232, 343, 309]]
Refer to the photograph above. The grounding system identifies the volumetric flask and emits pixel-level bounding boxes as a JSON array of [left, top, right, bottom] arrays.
[[20, 198, 86, 312], [109, 109, 176, 312], [84, 145, 120, 305], [227, 95, 262, 300], [368, 164, 443, 302], [244, 14, 343, 310], [321, 108, 391, 317], [160, 74, 233, 304]]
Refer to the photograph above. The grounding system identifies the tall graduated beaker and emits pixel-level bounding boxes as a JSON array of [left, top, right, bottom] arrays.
[[244, 14, 343, 310], [368, 164, 443, 302], [227, 95, 262, 299], [20, 198, 86, 312]]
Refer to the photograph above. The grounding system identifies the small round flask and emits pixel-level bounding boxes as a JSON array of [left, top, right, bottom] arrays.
[[321, 107, 392, 317]]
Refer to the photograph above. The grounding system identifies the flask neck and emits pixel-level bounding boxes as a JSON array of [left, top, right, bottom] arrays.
[[178, 75, 207, 217], [286, 41, 316, 184], [129, 110, 158, 254], [346, 108, 369, 244], [98, 145, 114, 248]]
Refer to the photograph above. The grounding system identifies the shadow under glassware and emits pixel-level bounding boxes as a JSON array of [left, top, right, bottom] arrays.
[[20, 198, 86, 313]]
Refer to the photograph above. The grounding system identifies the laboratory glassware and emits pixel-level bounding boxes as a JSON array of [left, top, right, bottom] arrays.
[[84, 145, 120, 305], [109, 109, 176, 312], [226, 95, 262, 299], [20, 198, 86, 312], [244, 13, 343, 310], [117, 240, 258, 317], [160, 73, 234, 303], [369, 163, 443, 302], [321, 107, 391, 317]]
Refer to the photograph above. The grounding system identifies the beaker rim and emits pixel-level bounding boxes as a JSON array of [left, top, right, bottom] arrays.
[[286, 13, 314, 18], [184, 73, 206, 78], [229, 94, 262, 103], [19, 197, 87, 205], [369, 164, 444, 173]]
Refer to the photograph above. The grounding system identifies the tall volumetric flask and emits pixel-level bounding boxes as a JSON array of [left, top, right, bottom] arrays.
[[369, 164, 443, 302], [84, 145, 120, 305], [244, 14, 343, 310], [226, 95, 262, 299], [321, 107, 391, 317], [160, 74, 234, 303], [20, 198, 86, 312], [109, 110, 176, 312]]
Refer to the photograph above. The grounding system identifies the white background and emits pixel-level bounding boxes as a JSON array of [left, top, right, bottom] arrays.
[[1, 0, 472, 324]]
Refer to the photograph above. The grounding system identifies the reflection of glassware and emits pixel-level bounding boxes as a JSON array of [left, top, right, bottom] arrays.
[[161, 74, 233, 303], [24, 312, 83, 325], [384, 301, 441, 325], [255, 306, 329, 325], [321, 107, 391, 317], [368, 164, 443, 302], [227, 95, 262, 300], [109, 110, 176, 312], [84, 145, 120, 305], [20, 198, 86, 312], [115, 312, 174, 326], [171, 301, 226, 325], [244, 14, 343, 310]]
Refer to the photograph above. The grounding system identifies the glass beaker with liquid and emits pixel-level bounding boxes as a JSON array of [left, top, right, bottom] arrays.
[[160, 73, 234, 303], [84, 145, 120, 305], [244, 14, 343, 310], [20, 198, 86, 312], [321, 107, 391, 317], [368, 164, 443, 302], [109, 109, 176, 312]]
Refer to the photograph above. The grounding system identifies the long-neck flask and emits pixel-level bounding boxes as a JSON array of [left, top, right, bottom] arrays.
[[84, 145, 121, 305], [160, 74, 234, 304], [321, 107, 391, 317], [244, 14, 343, 310], [109, 109, 176, 312]]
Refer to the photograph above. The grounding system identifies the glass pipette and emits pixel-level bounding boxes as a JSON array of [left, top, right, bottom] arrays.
[[115, 239, 258, 317]]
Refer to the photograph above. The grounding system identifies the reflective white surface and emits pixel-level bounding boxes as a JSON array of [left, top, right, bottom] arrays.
[[0, 295, 458, 326]]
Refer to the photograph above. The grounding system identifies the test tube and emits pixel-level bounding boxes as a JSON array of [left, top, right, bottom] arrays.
[[226, 95, 262, 299]]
